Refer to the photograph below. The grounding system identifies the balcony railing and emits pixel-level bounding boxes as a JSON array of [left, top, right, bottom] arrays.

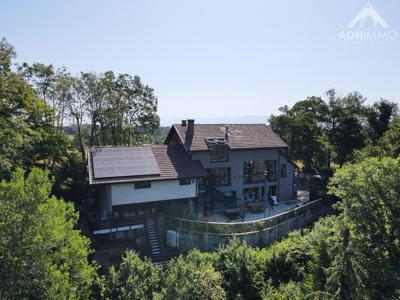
[[162, 198, 330, 235], [90, 215, 146, 231]]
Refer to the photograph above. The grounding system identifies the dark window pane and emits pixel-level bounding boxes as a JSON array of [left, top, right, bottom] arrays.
[[134, 181, 151, 189], [209, 167, 231, 186], [243, 160, 266, 183], [208, 142, 229, 162], [179, 178, 191, 185]]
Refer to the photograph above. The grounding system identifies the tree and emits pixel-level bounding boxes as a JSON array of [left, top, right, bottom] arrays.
[[328, 157, 400, 298], [78, 71, 106, 146], [66, 76, 86, 161], [365, 99, 398, 141], [163, 251, 226, 300], [261, 231, 311, 288], [18, 62, 55, 103], [322, 89, 342, 170], [0, 37, 15, 73], [269, 97, 328, 172], [322, 90, 366, 167], [97, 250, 161, 300], [215, 238, 262, 299], [304, 216, 338, 292], [0, 168, 96, 299], [270, 89, 371, 172], [380, 117, 400, 157], [262, 281, 322, 300], [325, 222, 367, 300], [52, 68, 74, 132], [0, 38, 70, 179], [354, 117, 400, 160], [100, 73, 160, 146]]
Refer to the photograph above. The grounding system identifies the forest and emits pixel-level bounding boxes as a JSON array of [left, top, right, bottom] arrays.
[[1, 37, 400, 299]]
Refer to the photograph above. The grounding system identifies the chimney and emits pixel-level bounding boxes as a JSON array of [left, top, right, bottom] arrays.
[[225, 126, 229, 140], [181, 120, 187, 127], [187, 119, 195, 136]]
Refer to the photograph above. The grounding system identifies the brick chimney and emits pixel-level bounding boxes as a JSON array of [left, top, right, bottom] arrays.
[[187, 119, 195, 136], [181, 120, 187, 127], [225, 125, 229, 141]]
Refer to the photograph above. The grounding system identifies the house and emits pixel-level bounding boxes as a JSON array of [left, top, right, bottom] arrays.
[[165, 120, 295, 208], [86, 119, 295, 257], [88, 144, 208, 221]]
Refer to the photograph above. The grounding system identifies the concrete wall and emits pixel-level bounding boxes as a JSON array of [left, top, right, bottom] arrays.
[[110, 179, 198, 206], [173, 203, 331, 251], [191, 148, 294, 201]]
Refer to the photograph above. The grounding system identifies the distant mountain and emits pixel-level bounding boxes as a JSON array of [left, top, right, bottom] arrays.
[[160, 115, 269, 126]]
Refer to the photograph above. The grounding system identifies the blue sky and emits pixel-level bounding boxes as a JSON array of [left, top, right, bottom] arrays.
[[1, 0, 399, 125]]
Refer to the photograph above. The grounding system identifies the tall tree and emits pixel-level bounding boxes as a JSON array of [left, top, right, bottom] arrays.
[[0, 38, 69, 179], [65, 77, 86, 161], [329, 157, 400, 297], [332, 92, 366, 166], [52, 67, 71, 131], [269, 97, 327, 172], [0, 168, 96, 299], [79, 71, 106, 146], [18, 62, 55, 103], [321, 89, 342, 170], [365, 99, 398, 141], [99, 73, 160, 146]]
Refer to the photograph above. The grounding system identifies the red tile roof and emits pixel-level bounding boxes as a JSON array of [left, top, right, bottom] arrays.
[[172, 123, 288, 152], [88, 144, 208, 185]]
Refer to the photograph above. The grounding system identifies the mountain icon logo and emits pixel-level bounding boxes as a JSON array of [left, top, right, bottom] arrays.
[[348, 2, 389, 28]]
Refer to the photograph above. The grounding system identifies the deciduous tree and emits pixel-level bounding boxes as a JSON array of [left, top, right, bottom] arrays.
[[0, 168, 96, 299]]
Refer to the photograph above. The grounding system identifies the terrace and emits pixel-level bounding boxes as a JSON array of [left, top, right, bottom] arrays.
[[205, 200, 299, 223], [163, 195, 322, 233]]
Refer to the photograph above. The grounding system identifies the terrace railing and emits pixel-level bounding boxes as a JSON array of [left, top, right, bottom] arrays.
[[90, 215, 146, 231], [161, 198, 328, 235]]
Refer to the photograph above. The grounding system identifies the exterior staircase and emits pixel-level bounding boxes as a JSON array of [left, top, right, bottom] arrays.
[[146, 218, 161, 257]]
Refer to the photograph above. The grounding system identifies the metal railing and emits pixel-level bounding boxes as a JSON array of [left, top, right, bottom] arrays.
[[90, 215, 146, 230], [162, 198, 327, 235]]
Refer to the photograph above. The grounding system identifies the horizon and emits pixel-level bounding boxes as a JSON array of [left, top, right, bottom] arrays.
[[1, 0, 399, 125]]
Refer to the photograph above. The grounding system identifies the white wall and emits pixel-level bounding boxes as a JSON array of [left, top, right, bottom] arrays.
[[111, 179, 197, 206]]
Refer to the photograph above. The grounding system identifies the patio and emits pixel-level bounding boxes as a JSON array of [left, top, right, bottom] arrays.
[[198, 200, 300, 223]]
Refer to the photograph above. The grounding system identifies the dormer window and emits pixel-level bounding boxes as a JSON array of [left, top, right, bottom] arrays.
[[206, 138, 228, 162]]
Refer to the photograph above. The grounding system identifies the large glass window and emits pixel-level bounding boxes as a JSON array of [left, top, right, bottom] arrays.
[[207, 139, 229, 162], [243, 161, 266, 183], [209, 167, 231, 186], [266, 160, 277, 181]]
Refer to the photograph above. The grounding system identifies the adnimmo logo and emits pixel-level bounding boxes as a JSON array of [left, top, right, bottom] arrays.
[[339, 2, 398, 42]]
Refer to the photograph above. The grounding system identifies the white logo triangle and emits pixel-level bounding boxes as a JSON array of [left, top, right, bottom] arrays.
[[348, 2, 389, 28]]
